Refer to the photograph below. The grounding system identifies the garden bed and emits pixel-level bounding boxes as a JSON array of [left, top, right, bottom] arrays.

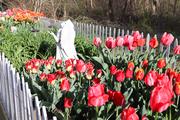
[[0, 8, 180, 120]]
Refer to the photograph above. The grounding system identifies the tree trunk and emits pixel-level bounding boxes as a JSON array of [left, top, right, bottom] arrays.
[[108, 0, 114, 21], [123, 0, 129, 16], [173, 0, 178, 15]]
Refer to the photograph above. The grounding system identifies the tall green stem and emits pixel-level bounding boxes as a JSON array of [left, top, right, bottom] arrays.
[[116, 107, 119, 119], [96, 106, 99, 118], [177, 96, 179, 107], [155, 112, 158, 120], [169, 106, 172, 120]]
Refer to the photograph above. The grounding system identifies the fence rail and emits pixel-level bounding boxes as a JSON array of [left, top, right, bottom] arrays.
[[0, 53, 57, 120]]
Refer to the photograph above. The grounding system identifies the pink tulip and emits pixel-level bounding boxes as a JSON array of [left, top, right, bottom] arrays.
[[115, 36, 124, 47], [174, 45, 180, 54], [105, 37, 116, 49], [161, 32, 174, 46], [93, 37, 102, 47]]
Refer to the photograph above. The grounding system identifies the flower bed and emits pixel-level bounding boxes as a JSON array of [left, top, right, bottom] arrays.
[[23, 31, 180, 119]]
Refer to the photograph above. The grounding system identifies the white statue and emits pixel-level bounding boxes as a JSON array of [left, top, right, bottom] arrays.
[[49, 19, 78, 60]]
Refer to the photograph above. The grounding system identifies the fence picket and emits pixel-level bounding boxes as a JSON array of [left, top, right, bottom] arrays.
[[121, 29, 125, 37], [53, 116, 57, 120], [113, 28, 116, 38], [42, 106, 48, 120], [105, 26, 108, 39], [89, 24, 92, 40], [109, 27, 112, 37], [22, 75, 28, 120], [17, 73, 24, 120], [27, 88, 34, 120], [126, 30, 129, 35], [95, 25, 98, 37], [99, 25, 102, 39], [25, 83, 31, 120], [35, 96, 41, 120], [92, 24, 95, 39], [117, 29, 120, 36], [174, 38, 178, 47], [146, 34, 150, 51], [102, 26, 105, 40], [10, 65, 17, 120], [5, 59, 10, 118]]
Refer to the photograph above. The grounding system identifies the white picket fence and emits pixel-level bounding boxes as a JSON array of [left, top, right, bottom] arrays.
[[0, 53, 57, 120]]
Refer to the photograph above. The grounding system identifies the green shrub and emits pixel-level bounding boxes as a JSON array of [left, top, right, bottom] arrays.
[[75, 36, 98, 58], [0, 22, 56, 71]]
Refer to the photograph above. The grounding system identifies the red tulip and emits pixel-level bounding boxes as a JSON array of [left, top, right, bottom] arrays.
[[142, 115, 148, 120], [166, 68, 177, 80], [115, 70, 125, 82], [96, 69, 103, 78], [93, 37, 102, 47], [48, 56, 55, 64], [124, 35, 136, 50], [113, 91, 125, 106], [149, 37, 158, 48], [136, 68, 144, 80], [174, 45, 180, 54], [133, 31, 142, 38], [92, 78, 100, 84], [156, 73, 169, 86], [56, 59, 62, 67], [116, 36, 124, 47], [65, 59, 74, 72], [126, 69, 133, 79], [150, 85, 174, 112], [105, 37, 116, 49], [55, 70, 65, 78], [25, 61, 33, 71], [44, 61, 51, 70], [69, 70, 76, 78], [157, 58, 166, 69], [88, 84, 109, 107], [64, 98, 73, 108], [86, 62, 94, 79], [128, 61, 135, 70], [176, 73, 180, 82], [107, 90, 115, 100], [174, 82, 180, 95], [110, 65, 117, 75], [121, 107, 139, 120], [137, 38, 145, 47], [161, 32, 174, 46], [76, 59, 87, 73], [39, 73, 46, 81], [144, 70, 158, 86], [47, 74, 56, 84], [60, 78, 70, 91], [142, 59, 148, 68], [31, 65, 38, 74]]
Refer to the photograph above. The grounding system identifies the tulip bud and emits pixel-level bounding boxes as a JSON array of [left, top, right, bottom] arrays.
[[175, 82, 180, 95], [136, 68, 144, 80], [157, 58, 166, 69]]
